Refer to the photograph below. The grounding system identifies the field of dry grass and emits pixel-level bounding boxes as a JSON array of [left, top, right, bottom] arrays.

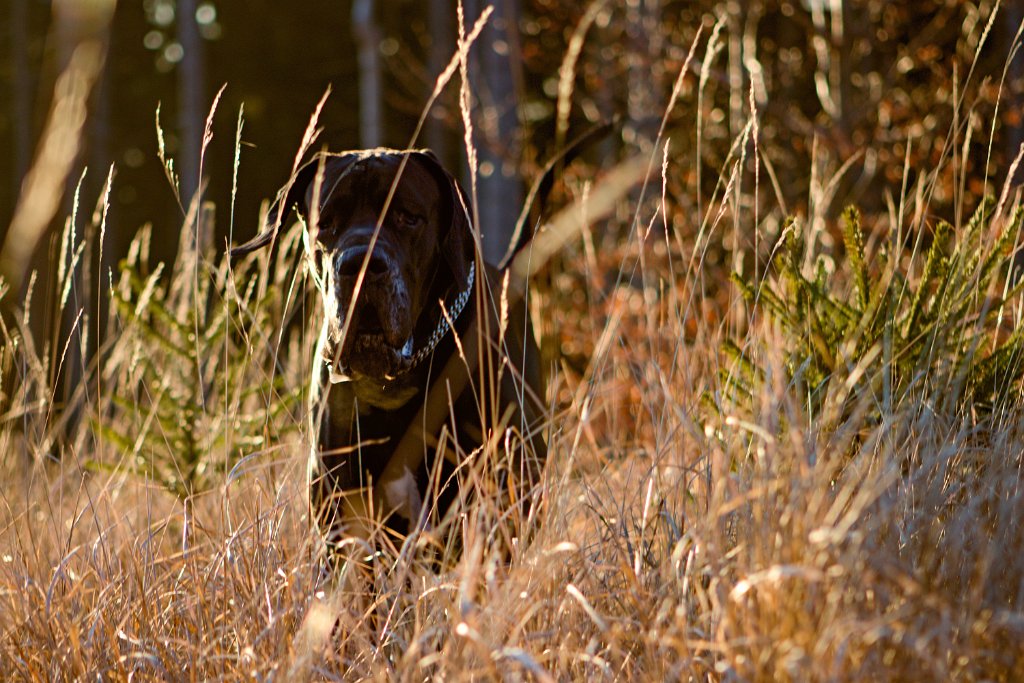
[[4, 6, 1024, 681]]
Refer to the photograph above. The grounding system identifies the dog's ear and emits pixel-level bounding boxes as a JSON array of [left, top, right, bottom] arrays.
[[229, 154, 357, 259], [229, 160, 320, 258], [412, 150, 476, 286]]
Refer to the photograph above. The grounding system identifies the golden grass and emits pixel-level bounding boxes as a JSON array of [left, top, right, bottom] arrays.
[[3, 10, 1024, 681], [4, 164, 1024, 680]]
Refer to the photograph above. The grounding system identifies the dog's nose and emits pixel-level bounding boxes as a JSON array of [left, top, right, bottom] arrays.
[[337, 245, 390, 278]]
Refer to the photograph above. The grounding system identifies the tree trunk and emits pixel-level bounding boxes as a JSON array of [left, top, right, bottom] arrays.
[[10, 0, 32, 201], [426, 0, 454, 164], [353, 0, 382, 147], [178, 0, 204, 209], [465, 0, 523, 265]]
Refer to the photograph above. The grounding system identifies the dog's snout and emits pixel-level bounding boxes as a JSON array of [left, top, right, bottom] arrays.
[[338, 246, 390, 278]]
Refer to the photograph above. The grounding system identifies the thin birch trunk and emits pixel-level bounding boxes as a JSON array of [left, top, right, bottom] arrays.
[[353, 0, 382, 147]]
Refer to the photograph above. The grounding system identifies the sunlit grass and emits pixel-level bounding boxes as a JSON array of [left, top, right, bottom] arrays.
[[3, 10, 1024, 682]]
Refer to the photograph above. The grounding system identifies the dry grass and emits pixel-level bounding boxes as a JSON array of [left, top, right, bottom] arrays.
[[4, 8, 1024, 682]]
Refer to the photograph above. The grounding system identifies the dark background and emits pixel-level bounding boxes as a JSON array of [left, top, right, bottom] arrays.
[[2, 1, 1022, 331], [2, 0, 445, 270]]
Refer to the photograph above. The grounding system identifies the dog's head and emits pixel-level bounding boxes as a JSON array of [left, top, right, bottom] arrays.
[[232, 149, 475, 380]]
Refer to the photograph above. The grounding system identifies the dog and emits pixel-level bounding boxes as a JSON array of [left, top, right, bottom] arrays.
[[231, 148, 547, 556]]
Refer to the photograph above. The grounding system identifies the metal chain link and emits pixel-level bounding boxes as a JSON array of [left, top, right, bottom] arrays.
[[404, 261, 475, 371]]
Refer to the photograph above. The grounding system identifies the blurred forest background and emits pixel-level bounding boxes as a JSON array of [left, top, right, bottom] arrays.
[[1, 0, 1023, 406], [5, 2, 1024, 678]]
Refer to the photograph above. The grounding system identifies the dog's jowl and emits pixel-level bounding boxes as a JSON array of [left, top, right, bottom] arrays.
[[232, 148, 547, 553]]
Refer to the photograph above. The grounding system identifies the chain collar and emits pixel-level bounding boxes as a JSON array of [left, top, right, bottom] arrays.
[[402, 261, 475, 371]]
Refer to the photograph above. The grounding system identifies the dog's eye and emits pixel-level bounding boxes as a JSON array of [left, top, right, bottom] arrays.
[[394, 210, 423, 229], [317, 221, 340, 241]]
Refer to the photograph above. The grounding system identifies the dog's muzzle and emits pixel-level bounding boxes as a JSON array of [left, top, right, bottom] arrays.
[[326, 252, 476, 384], [327, 245, 415, 381]]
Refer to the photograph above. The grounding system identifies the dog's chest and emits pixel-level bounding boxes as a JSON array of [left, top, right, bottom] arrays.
[[315, 371, 420, 437]]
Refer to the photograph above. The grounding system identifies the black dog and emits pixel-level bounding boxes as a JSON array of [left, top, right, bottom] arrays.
[[232, 149, 546, 551]]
